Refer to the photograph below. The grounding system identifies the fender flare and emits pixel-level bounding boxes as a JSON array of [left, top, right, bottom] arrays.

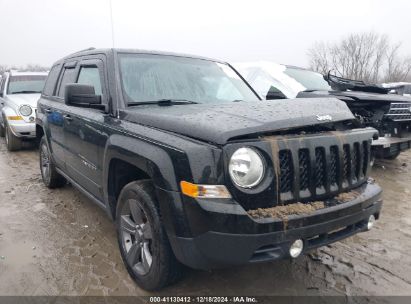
[[2, 106, 19, 126], [102, 133, 186, 215]]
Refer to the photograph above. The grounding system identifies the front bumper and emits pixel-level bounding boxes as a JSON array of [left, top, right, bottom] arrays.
[[7, 121, 36, 138], [159, 181, 382, 270], [372, 134, 411, 158]]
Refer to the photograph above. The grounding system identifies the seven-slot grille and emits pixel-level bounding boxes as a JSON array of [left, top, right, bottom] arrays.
[[385, 102, 411, 121], [273, 130, 373, 203]]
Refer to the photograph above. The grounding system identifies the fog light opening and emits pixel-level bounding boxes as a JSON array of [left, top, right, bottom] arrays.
[[367, 215, 376, 230], [289, 239, 304, 258]]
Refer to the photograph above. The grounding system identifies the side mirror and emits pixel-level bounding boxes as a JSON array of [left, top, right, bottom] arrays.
[[64, 83, 103, 108], [266, 90, 287, 100]]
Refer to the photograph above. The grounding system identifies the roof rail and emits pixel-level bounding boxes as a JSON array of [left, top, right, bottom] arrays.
[[65, 47, 96, 57]]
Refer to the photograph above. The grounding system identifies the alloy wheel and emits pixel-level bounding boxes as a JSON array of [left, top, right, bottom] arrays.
[[120, 199, 153, 275], [40, 143, 51, 183]]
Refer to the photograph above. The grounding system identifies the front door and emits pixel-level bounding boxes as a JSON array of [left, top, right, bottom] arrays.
[[63, 58, 109, 200]]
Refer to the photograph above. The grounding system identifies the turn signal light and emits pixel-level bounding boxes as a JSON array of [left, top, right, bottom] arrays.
[[7, 116, 23, 121], [180, 181, 232, 199]]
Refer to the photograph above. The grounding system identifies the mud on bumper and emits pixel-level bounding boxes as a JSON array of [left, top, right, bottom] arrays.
[[164, 182, 382, 270]]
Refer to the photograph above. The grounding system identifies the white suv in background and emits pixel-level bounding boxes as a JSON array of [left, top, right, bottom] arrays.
[[0, 70, 47, 151]]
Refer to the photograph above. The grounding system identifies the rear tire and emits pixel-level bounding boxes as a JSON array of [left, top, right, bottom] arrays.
[[0, 123, 5, 137], [116, 180, 182, 291], [39, 136, 66, 188], [5, 124, 22, 151]]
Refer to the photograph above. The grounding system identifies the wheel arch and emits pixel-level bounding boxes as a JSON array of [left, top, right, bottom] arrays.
[[36, 124, 44, 141], [103, 134, 183, 219]]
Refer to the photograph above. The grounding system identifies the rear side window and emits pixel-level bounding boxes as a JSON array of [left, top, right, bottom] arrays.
[[77, 66, 102, 95], [42, 64, 61, 96], [58, 67, 77, 98]]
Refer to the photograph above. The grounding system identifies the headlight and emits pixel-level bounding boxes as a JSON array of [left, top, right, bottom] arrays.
[[229, 147, 265, 188], [19, 105, 32, 117]]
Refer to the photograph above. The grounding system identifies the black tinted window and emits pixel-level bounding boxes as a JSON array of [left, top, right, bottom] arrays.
[[77, 66, 102, 95], [43, 64, 61, 96], [58, 67, 77, 98]]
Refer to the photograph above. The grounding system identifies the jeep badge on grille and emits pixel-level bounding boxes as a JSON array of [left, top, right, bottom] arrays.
[[316, 114, 333, 121]]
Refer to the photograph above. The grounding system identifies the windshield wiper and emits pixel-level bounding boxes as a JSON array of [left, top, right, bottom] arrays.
[[127, 99, 199, 106], [301, 89, 319, 92], [10, 90, 40, 94]]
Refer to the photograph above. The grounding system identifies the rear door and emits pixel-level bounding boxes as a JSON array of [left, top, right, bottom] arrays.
[[0, 75, 6, 126], [0, 73, 8, 106], [40, 62, 77, 168], [63, 57, 109, 200]]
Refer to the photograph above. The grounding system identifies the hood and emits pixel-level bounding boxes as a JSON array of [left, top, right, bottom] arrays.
[[297, 90, 411, 105], [5, 93, 41, 108], [121, 98, 354, 145]]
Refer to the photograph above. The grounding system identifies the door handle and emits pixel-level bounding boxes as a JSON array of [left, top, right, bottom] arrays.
[[44, 108, 52, 114], [63, 114, 73, 121]]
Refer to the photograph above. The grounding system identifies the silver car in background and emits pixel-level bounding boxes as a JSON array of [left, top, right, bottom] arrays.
[[0, 70, 47, 151]]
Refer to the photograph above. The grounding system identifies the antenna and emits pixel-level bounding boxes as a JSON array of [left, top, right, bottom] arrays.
[[109, 0, 120, 118], [109, 0, 115, 48]]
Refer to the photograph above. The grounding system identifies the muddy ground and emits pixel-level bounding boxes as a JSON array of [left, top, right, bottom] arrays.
[[0, 138, 410, 298]]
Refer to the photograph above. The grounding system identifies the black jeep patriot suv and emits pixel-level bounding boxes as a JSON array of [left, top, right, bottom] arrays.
[[36, 48, 383, 290]]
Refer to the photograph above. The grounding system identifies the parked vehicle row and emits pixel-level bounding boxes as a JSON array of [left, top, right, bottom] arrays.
[[31, 48, 382, 290], [236, 62, 411, 160], [0, 70, 47, 150], [382, 82, 411, 97]]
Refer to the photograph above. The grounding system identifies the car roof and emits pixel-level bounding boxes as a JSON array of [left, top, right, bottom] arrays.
[[58, 47, 226, 64], [9, 70, 48, 76]]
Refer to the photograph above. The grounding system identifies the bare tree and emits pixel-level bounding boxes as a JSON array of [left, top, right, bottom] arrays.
[[385, 44, 411, 82], [308, 32, 410, 83], [0, 64, 49, 74]]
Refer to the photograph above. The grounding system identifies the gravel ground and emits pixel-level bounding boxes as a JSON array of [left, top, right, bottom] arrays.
[[0, 138, 410, 297]]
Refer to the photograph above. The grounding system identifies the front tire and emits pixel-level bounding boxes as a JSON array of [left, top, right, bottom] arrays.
[[116, 180, 182, 291], [5, 124, 22, 151], [39, 136, 66, 188]]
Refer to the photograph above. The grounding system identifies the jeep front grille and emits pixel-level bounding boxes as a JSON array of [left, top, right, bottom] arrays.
[[329, 146, 339, 187], [314, 147, 326, 189], [298, 149, 310, 191], [385, 103, 411, 121], [264, 129, 375, 204], [279, 150, 293, 193]]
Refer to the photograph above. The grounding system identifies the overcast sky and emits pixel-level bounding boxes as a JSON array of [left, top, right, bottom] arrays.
[[0, 0, 410, 67]]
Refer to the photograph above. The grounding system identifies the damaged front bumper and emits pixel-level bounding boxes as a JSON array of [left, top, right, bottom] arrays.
[[372, 134, 411, 158], [161, 181, 382, 270]]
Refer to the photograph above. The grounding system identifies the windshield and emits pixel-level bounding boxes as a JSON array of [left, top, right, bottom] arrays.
[[7, 75, 47, 94], [118, 54, 259, 105], [284, 68, 331, 91]]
